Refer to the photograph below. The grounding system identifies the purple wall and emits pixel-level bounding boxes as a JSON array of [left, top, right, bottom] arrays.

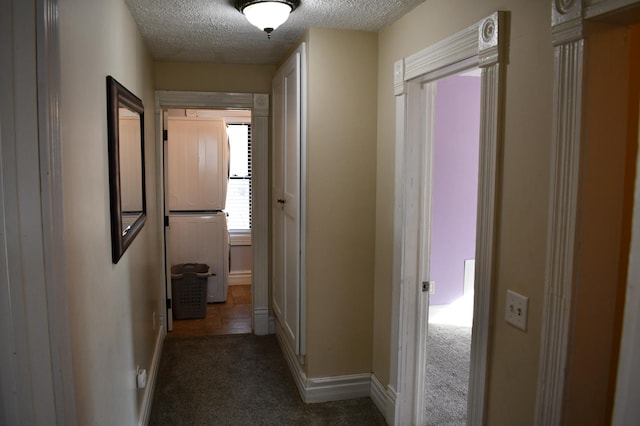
[[429, 74, 481, 305]]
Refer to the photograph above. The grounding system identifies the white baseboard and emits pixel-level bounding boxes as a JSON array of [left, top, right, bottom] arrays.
[[275, 323, 307, 400], [228, 270, 252, 286], [370, 374, 388, 415], [275, 320, 371, 404], [138, 327, 164, 426], [306, 373, 371, 403], [372, 378, 397, 426], [388, 385, 399, 425], [254, 307, 269, 335]]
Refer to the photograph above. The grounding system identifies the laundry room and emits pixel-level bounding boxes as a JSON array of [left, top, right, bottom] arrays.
[[165, 108, 252, 334]]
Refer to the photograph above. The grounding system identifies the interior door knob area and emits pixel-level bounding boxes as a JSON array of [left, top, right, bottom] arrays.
[[277, 199, 285, 204]]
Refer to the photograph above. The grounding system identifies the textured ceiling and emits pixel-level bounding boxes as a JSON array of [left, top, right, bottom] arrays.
[[125, 0, 426, 65]]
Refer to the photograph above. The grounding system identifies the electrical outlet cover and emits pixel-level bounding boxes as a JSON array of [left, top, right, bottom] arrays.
[[137, 368, 147, 389], [505, 289, 528, 331]]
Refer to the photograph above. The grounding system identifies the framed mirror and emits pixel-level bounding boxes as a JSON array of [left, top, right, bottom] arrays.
[[107, 75, 146, 263]]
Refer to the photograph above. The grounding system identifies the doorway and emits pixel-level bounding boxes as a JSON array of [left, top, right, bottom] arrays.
[[391, 12, 506, 425], [164, 108, 253, 337], [154, 91, 270, 336], [422, 70, 481, 424]]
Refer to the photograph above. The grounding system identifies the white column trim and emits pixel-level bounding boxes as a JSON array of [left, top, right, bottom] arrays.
[[388, 91, 406, 426], [251, 95, 270, 335], [37, 0, 78, 423], [391, 11, 505, 426], [535, 35, 584, 426]]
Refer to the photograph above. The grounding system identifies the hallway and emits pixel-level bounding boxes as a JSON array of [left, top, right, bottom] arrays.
[[151, 285, 386, 424], [149, 334, 386, 424]]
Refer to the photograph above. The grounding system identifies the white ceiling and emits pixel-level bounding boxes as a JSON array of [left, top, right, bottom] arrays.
[[125, 0, 426, 65]]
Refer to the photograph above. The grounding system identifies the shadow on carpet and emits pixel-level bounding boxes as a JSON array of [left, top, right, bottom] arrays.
[[150, 334, 386, 425]]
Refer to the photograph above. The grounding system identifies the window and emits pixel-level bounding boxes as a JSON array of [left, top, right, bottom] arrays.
[[225, 124, 251, 230]]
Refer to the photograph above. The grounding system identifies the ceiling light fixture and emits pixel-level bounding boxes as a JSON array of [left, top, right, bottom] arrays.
[[235, 0, 300, 39]]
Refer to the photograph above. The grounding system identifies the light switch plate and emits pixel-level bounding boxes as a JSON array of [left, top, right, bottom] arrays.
[[505, 289, 528, 331]]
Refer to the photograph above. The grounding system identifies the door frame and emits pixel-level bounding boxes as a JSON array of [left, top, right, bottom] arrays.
[[391, 11, 506, 425], [537, 0, 640, 423], [155, 91, 270, 334], [0, 0, 77, 423], [415, 72, 482, 425]]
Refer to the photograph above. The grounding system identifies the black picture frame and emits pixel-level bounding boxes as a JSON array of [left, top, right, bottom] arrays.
[[106, 75, 147, 263]]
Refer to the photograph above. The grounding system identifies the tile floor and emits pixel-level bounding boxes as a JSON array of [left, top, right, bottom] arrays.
[[170, 284, 252, 337]]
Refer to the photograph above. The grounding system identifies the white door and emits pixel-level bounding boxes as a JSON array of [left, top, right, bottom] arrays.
[[272, 46, 303, 355], [167, 117, 228, 211]]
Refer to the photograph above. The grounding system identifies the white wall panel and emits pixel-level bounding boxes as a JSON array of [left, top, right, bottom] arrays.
[[168, 118, 228, 211]]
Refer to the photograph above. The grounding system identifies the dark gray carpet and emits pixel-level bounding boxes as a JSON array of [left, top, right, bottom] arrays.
[[424, 323, 471, 426], [150, 334, 386, 425]]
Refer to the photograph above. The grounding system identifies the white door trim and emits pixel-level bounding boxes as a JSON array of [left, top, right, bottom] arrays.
[[155, 91, 270, 335], [36, 0, 78, 422], [391, 11, 505, 425], [537, 1, 640, 423], [414, 81, 436, 426], [0, 0, 77, 423]]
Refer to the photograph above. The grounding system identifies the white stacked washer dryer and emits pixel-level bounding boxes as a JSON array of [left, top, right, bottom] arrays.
[[167, 115, 230, 303]]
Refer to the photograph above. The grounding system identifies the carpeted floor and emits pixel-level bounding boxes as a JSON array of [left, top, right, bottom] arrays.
[[424, 323, 472, 426], [150, 334, 387, 425]]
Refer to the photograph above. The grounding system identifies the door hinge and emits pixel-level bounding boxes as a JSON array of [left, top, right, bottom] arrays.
[[163, 129, 168, 141], [164, 215, 169, 227], [166, 299, 172, 309]]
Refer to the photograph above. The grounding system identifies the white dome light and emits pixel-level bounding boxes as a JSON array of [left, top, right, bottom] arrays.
[[237, 1, 298, 38]]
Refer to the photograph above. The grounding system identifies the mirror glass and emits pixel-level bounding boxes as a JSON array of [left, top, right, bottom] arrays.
[[107, 76, 146, 263], [118, 106, 143, 231]]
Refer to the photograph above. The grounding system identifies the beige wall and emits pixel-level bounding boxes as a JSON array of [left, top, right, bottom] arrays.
[[60, 0, 162, 424], [374, 1, 554, 424], [305, 28, 378, 377], [155, 61, 276, 93]]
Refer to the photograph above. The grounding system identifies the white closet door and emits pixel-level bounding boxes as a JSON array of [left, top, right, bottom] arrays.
[[273, 45, 303, 355], [168, 117, 228, 211]]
